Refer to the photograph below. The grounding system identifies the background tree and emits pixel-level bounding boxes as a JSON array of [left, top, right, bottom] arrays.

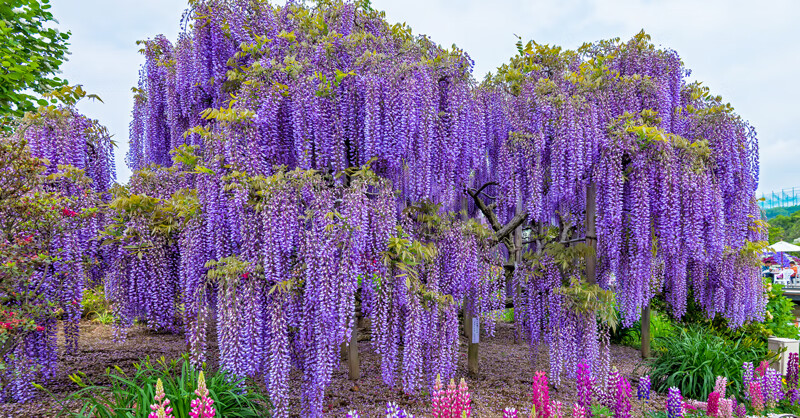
[[767, 209, 800, 243], [0, 0, 70, 123]]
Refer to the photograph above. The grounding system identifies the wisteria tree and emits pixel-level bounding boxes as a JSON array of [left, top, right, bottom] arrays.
[[478, 33, 763, 384], [0, 90, 116, 403], [122, 0, 764, 415]]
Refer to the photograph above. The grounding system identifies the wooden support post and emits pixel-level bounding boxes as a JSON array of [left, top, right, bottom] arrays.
[[585, 182, 597, 284], [467, 311, 479, 376], [348, 314, 361, 380], [640, 305, 651, 359]]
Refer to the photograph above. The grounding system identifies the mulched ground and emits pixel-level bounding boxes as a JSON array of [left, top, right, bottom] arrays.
[[0, 320, 661, 417]]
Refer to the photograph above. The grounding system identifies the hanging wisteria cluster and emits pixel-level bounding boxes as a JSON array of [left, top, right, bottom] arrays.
[[0, 104, 115, 403], [20, 104, 117, 311], [122, 0, 764, 414]]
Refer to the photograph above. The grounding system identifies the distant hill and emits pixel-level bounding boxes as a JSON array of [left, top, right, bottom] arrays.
[[764, 205, 800, 220]]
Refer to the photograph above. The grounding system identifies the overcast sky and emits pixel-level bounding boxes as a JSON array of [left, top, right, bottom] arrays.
[[51, 0, 800, 195]]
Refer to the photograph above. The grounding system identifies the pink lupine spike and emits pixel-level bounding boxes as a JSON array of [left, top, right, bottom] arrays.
[[432, 374, 446, 418], [148, 378, 175, 418], [571, 403, 586, 418], [531, 371, 550, 418], [457, 378, 471, 418], [189, 371, 216, 418]]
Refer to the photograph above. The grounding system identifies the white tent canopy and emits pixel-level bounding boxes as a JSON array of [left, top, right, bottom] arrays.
[[769, 241, 800, 252]]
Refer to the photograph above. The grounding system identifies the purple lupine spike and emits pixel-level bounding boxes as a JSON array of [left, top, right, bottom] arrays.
[[667, 387, 682, 418], [637, 375, 651, 401]]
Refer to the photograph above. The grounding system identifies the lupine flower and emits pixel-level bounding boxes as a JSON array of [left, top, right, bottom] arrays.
[[714, 376, 727, 398], [706, 391, 720, 417], [432, 374, 446, 418], [385, 401, 414, 418], [432, 375, 471, 418], [550, 400, 562, 418], [148, 378, 174, 418], [614, 375, 632, 418], [762, 367, 783, 407], [576, 362, 592, 408], [346, 411, 361, 418], [571, 403, 586, 418], [756, 360, 769, 377], [749, 381, 764, 414], [666, 387, 682, 418], [718, 398, 733, 418], [742, 362, 754, 399], [457, 378, 471, 418], [189, 371, 215, 418], [788, 352, 799, 389], [637, 375, 651, 401], [531, 371, 550, 418], [733, 401, 747, 418], [447, 378, 458, 417], [502, 407, 518, 418]]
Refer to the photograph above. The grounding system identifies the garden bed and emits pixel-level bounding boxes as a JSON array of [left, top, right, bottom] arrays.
[[0, 320, 657, 417]]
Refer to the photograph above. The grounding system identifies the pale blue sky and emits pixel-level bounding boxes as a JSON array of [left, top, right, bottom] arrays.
[[51, 0, 800, 195]]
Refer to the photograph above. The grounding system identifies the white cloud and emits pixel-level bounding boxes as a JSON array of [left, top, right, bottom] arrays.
[[51, 0, 799, 194]]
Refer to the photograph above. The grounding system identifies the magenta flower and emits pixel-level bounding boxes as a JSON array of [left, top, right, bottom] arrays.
[[457, 378, 471, 418], [432, 375, 471, 418], [148, 378, 175, 418], [571, 403, 586, 418], [749, 381, 764, 414], [706, 391, 720, 417], [531, 371, 551, 418], [189, 371, 215, 418]]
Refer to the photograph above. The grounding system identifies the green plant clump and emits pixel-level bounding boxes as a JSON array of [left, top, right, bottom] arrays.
[[81, 286, 115, 324], [648, 327, 771, 401], [39, 355, 271, 418], [764, 281, 799, 339], [611, 309, 677, 349]]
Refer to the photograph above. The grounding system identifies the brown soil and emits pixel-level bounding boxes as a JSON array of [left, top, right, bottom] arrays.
[[0, 320, 659, 418]]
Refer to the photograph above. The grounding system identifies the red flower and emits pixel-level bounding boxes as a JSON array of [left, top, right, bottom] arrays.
[[242, 272, 249, 279], [35, 326, 44, 332]]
